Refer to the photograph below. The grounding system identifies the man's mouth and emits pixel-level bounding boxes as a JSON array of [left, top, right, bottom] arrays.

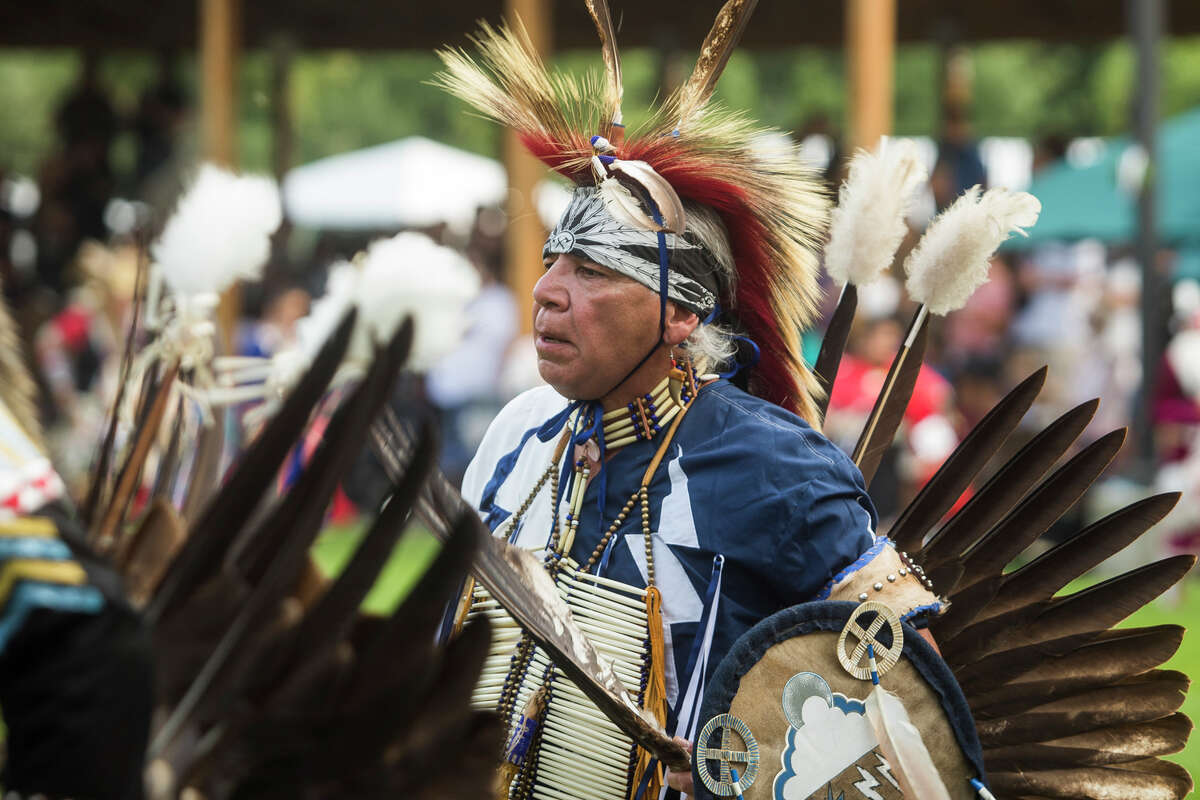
[[535, 331, 574, 355]]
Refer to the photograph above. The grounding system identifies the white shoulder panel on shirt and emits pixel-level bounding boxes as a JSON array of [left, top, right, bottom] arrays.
[[460, 385, 570, 510]]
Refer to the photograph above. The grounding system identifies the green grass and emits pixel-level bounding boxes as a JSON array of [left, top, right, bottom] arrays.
[[310, 521, 441, 615]]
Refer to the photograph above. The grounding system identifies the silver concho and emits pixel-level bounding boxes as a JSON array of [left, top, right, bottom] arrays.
[[837, 600, 904, 681], [696, 713, 760, 797], [546, 229, 577, 254]]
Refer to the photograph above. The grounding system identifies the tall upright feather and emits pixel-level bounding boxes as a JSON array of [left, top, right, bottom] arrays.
[[815, 139, 925, 415], [673, 0, 759, 130], [850, 307, 928, 485], [813, 284, 856, 417], [584, 0, 623, 131], [850, 184, 1036, 481]]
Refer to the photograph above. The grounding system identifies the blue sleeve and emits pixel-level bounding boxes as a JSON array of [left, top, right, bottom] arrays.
[[768, 448, 878, 608]]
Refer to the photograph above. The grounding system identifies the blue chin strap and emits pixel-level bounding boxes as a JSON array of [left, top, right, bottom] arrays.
[[581, 199, 670, 570]]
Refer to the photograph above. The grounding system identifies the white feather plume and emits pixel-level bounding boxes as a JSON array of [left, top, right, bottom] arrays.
[[825, 138, 927, 287], [151, 163, 282, 297], [866, 683, 953, 800], [354, 231, 480, 371], [271, 232, 480, 387], [903, 186, 1040, 315]]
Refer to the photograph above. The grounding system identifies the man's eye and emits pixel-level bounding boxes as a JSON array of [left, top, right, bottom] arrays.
[[578, 266, 602, 278]]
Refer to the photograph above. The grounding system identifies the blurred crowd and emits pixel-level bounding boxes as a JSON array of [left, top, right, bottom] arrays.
[[817, 119, 1200, 575], [2, 52, 1199, 577]]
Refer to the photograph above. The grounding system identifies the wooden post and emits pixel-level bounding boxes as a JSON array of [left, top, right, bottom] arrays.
[[270, 36, 296, 184], [265, 36, 296, 291], [846, 0, 896, 154], [1129, 0, 1164, 481], [504, 0, 551, 334], [201, 0, 241, 348]]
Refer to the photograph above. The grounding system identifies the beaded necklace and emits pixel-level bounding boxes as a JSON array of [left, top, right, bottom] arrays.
[[499, 359, 702, 578], [493, 360, 700, 560], [600, 372, 690, 451]]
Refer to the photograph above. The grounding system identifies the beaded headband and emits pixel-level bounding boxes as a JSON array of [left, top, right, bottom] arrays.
[[543, 187, 722, 316]]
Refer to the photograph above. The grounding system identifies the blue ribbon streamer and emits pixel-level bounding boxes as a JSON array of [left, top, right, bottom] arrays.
[[631, 757, 659, 800], [595, 466, 622, 576], [669, 554, 726, 734], [591, 410, 608, 559], [681, 555, 725, 691], [718, 334, 762, 380]]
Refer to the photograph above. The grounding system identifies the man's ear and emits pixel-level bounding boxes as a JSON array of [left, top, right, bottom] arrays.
[[662, 302, 700, 347]]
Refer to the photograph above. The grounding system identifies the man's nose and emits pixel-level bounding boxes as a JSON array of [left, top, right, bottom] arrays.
[[533, 258, 569, 310]]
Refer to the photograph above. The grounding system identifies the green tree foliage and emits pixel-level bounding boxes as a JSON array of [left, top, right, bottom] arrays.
[[285, 50, 500, 167], [971, 42, 1105, 137], [1, 38, 1199, 180], [0, 51, 78, 177]]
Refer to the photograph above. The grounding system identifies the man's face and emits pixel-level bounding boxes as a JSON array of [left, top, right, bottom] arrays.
[[533, 252, 661, 400]]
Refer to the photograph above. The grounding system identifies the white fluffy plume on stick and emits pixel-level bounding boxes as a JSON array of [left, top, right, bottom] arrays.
[[355, 231, 480, 370], [904, 186, 1040, 315], [152, 163, 282, 296], [276, 232, 480, 385], [824, 138, 927, 287]]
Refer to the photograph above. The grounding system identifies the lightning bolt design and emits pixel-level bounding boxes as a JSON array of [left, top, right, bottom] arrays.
[[825, 785, 846, 800], [853, 766, 883, 800], [875, 752, 899, 790]]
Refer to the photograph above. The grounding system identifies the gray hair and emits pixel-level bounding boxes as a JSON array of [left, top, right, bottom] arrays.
[[678, 203, 738, 374], [682, 319, 738, 374]]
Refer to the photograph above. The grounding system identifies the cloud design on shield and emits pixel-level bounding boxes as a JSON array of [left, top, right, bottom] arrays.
[[773, 674, 879, 800]]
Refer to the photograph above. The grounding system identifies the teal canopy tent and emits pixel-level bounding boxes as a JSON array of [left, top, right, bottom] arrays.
[[1020, 107, 1200, 247]]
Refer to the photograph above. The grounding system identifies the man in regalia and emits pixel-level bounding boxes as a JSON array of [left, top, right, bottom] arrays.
[[440, 16, 941, 799]]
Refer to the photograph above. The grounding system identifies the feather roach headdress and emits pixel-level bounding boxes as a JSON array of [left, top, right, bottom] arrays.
[[435, 0, 830, 424]]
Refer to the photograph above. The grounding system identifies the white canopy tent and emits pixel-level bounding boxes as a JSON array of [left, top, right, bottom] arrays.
[[282, 135, 571, 234]]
